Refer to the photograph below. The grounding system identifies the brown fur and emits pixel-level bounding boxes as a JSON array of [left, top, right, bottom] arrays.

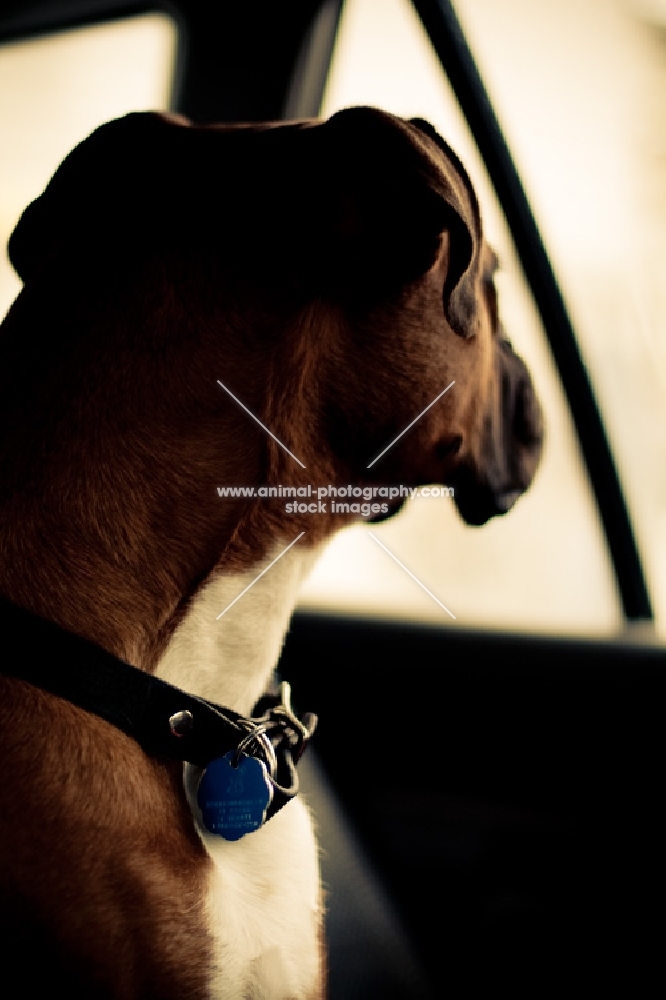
[[0, 107, 543, 996]]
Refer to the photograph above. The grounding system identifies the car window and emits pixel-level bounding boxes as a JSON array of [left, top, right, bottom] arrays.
[[0, 12, 177, 320], [446, 0, 666, 638], [297, 0, 627, 635]]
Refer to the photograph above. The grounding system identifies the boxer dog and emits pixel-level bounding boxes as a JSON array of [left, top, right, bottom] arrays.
[[0, 107, 542, 997]]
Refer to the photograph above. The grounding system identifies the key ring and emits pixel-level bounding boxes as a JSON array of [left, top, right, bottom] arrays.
[[255, 681, 317, 762], [228, 682, 318, 800], [231, 724, 278, 778]]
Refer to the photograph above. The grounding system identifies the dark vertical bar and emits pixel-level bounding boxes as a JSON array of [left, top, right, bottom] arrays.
[[173, 0, 337, 122], [412, 0, 652, 622], [281, 0, 344, 119]]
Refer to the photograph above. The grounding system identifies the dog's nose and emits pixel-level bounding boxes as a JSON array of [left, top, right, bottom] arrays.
[[449, 344, 544, 527]]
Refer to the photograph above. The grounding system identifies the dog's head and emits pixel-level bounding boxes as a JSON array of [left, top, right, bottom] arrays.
[[310, 107, 544, 525], [7, 106, 542, 528]]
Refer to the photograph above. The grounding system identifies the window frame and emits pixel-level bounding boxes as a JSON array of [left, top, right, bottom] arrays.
[[411, 0, 653, 626]]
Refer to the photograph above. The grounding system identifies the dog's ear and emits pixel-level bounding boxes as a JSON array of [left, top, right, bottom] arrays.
[[8, 113, 176, 283], [315, 109, 448, 296], [408, 117, 483, 339], [318, 109, 482, 336]]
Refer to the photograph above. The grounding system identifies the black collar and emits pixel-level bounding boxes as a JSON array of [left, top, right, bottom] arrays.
[[0, 596, 316, 826]]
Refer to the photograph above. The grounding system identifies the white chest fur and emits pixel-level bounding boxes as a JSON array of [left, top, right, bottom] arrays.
[[156, 541, 320, 714], [155, 541, 324, 999]]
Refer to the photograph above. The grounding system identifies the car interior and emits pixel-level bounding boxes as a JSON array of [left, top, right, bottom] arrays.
[[1, 0, 665, 996]]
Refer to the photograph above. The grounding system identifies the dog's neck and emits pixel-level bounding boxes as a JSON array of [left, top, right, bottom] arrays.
[[0, 261, 339, 706], [154, 544, 322, 714]]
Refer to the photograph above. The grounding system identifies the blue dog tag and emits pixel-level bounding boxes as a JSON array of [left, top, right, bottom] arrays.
[[197, 751, 273, 841]]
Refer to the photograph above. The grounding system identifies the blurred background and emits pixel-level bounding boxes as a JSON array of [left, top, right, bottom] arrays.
[[0, 0, 664, 638]]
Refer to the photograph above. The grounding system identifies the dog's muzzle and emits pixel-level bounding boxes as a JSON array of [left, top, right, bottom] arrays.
[[450, 338, 544, 527]]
